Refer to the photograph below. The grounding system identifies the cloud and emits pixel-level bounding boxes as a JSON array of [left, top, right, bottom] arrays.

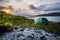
[[1, 0, 60, 10], [41, 3, 60, 11], [0, 0, 4, 2], [29, 2, 60, 14], [29, 5, 38, 10], [0, 0, 8, 3], [0, 6, 6, 10], [0, 0, 60, 16]]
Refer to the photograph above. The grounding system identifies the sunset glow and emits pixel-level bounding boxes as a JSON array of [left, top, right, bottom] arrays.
[[2, 9, 11, 13]]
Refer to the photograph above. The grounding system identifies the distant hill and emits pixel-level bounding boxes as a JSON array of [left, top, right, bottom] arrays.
[[28, 12, 60, 18], [33, 12, 60, 17], [37, 12, 60, 16], [0, 11, 34, 25]]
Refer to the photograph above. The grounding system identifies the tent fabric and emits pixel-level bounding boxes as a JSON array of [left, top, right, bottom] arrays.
[[37, 18, 49, 25]]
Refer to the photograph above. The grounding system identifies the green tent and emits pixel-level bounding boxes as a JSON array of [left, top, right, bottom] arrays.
[[37, 18, 49, 25]]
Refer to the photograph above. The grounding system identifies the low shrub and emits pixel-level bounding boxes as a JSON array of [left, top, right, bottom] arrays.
[[0, 22, 14, 33]]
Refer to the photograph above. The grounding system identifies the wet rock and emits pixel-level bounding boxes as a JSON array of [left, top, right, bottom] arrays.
[[20, 28, 24, 31], [0, 28, 60, 40], [40, 36, 47, 40], [16, 34, 24, 38], [14, 27, 18, 30], [56, 36, 60, 40], [27, 35, 35, 40], [23, 38, 26, 40], [50, 37, 58, 40]]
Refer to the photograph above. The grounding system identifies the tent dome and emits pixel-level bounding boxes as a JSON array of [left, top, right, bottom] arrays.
[[37, 18, 49, 25]]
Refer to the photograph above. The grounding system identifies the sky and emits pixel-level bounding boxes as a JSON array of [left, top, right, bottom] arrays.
[[0, 0, 60, 16]]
